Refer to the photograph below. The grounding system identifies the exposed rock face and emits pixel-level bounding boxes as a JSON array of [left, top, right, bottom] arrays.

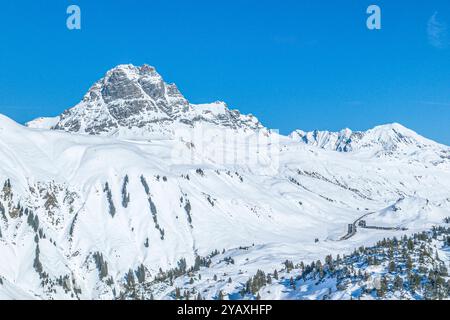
[[290, 128, 360, 152], [29, 64, 262, 137]]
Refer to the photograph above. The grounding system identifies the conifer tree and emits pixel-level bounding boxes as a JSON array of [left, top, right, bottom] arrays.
[[175, 287, 181, 300], [273, 269, 278, 280]]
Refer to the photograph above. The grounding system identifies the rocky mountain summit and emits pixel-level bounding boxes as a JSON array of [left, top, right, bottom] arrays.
[[27, 64, 262, 138]]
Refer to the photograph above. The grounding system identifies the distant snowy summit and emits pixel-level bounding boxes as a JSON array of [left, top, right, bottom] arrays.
[[27, 64, 262, 138], [290, 123, 450, 161]]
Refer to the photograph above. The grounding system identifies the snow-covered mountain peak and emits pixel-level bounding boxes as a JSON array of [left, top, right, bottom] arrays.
[[290, 127, 357, 152], [368, 122, 418, 139], [352, 122, 445, 154], [290, 122, 447, 155], [289, 122, 450, 168], [27, 64, 263, 138]]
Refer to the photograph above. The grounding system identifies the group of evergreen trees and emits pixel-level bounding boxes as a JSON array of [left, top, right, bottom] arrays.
[[52, 219, 450, 300], [243, 270, 270, 296], [103, 182, 116, 217], [223, 170, 244, 183], [140, 175, 165, 240], [184, 199, 192, 226], [154, 257, 188, 283], [0, 180, 22, 218], [33, 244, 45, 279], [93, 252, 109, 279], [115, 264, 149, 300], [193, 255, 212, 270], [174, 287, 203, 300], [223, 256, 235, 265], [43, 190, 58, 211], [235, 225, 450, 300], [2, 179, 12, 201], [0, 201, 6, 223], [135, 264, 146, 283], [121, 175, 130, 208], [149, 250, 228, 300], [206, 195, 215, 207], [56, 275, 72, 293], [27, 211, 40, 232]]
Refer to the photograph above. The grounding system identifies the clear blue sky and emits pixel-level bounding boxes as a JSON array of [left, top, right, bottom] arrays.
[[0, 0, 449, 144]]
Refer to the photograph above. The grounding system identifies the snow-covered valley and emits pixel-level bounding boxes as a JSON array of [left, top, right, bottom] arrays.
[[0, 64, 449, 300]]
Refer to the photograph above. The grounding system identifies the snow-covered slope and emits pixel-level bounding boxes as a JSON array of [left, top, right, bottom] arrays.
[[2, 64, 449, 300], [25, 116, 59, 130]]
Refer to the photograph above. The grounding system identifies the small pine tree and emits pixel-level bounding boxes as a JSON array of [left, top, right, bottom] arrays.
[[406, 256, 413, 270], [394, 275, 403, 290], [126, 269, 136, 291], [389, 260, 396, 273], [273, 269, 278, 280], [379, 276, 388, 297], [194, 256, 201, 271], [175, 287, 181, 300], [136, 264, 146, 283]]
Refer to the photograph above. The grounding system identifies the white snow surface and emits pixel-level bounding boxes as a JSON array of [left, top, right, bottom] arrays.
[[0, 64, 448, 300]]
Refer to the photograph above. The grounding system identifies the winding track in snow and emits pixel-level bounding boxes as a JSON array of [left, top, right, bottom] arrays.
[[340, 212, 375, 241]]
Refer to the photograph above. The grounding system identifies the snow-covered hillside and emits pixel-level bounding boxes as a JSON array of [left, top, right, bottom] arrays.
[[1, 64, 449, 300]]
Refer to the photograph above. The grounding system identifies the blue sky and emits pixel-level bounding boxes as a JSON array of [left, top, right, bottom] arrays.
[[0, 0, 449, 144]]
